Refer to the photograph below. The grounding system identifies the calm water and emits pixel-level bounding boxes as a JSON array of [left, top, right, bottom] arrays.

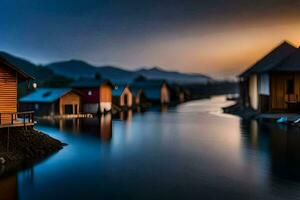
[[2, 97, 300, 200]]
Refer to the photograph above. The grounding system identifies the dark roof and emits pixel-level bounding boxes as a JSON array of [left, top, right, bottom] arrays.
[[71, 79, 113, 88], [131, 87, 143, 96], [131, 79, 168, 100], [272, 48, 300, 72], [112, 84, 131, 97], [20, 88, 72, 103], [131, 79, 168, 89], [239, 41, 297, 78], [0, 56, 34, 81]]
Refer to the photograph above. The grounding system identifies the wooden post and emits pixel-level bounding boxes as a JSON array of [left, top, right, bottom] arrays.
[[11, 114, 14, 125]]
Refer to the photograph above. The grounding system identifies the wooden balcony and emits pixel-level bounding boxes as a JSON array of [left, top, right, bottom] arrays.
[[0, 111, 35, 128]]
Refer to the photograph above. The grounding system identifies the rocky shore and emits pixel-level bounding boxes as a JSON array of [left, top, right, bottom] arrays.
[[0, 127, 65, 176]]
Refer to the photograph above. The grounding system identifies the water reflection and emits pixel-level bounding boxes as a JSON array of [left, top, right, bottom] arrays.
[[3, 99, 300, 199], [241, 120, 300, 183], [39, 114, 113, 142], [0, 175, 18, 200], [117, 110, 133, 121]]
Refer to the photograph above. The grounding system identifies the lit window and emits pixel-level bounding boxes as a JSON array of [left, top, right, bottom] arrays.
[[88, 91, 92, 96]]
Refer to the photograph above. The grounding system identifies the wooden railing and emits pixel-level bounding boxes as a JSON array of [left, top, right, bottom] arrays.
[[0, 111, 35, 127]]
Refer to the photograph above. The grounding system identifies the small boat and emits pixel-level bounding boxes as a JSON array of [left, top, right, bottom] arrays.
[[277, 117, 288, 124]]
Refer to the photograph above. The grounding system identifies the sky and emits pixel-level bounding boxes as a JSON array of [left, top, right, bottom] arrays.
[[1, 0, 300, 79]]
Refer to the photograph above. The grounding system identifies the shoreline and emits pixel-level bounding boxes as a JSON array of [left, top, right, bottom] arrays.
[[0, 127, 65, 177]]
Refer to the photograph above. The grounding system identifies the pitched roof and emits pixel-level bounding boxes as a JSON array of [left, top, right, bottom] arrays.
[[131, 80, 168, 100], [143, 88, 161, 100], [239, 41, 297, 78], [131, 87, 143, 96], [0, 56, 34, 81], [71, 79, 112, 88], [20, 88, 72, 103], [131, 79, 167, 89], [272, 48, 300, 72], [112, 84, 128, 97]]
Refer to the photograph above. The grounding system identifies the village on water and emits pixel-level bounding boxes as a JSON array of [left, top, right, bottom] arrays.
[[1, 40, 300, 129], [2, 40, 300, 128], [2, 39, 300, 198], [0, 56, 190, 128]]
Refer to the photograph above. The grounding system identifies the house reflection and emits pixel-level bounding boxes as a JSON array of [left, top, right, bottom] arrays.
[[38, 115, 113, 142], [0, 175, 18, 200], [241, 120, 300, 183], [161, 104, 168, 112], [119, 110, 133, 121], [99, 114, 112, 142]]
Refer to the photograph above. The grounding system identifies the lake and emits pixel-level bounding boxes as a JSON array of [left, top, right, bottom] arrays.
[[1, 96, 300, 200]]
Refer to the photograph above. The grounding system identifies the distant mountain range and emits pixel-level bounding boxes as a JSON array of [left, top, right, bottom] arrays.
[[0, 51, 212, 84]]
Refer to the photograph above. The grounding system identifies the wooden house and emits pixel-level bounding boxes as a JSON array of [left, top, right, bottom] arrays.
[[72, 79, 113, 114], [131, 80, 170, 104], [170, 84, 190, 103], [239, 41, 300, 112], [131, 87, 147, 106], [0, 57, 34, 128], [112, 84, 133, 108], [19, 88, 81, 116]]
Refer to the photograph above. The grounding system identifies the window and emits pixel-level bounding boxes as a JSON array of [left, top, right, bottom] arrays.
[[286, 79, 294, 95]]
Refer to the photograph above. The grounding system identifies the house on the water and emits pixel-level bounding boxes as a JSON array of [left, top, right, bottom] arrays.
[[19, 88, 81, 117], [131, 87, 147, 106], [72, 79, 113, 114], [170, 84, 190, 103], [0, 57, 34, 128], [112, 84, 133, 108], [131, 80, 170, 104], [239, 41, 300, 112]]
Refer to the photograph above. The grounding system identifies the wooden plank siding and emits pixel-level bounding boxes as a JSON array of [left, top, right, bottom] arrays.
[[59, 91, 81, 115], [99, 84, 112, 112], [270, 72, 300, 111], [99, 84, 112, 103], [160, 83, 170, 104], [0, 65, 17, 124]]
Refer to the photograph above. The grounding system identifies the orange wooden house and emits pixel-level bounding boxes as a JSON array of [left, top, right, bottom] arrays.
[[0, 57, 34, 128], [19, 88, 81, 117], [239, 41, 300, 112]]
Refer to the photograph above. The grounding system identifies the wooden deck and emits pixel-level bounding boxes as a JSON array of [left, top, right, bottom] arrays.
[[0, 111, 35, 128]]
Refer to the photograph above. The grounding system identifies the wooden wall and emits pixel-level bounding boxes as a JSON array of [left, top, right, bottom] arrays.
[[59, 91, 81, 115], [99, 84, 112, 103], [249, 74, 258, 110], [120, 86, 133, 107], [160, 83, 170, 104], [270, 73, 300, 111], [0, 65, 17, 124]]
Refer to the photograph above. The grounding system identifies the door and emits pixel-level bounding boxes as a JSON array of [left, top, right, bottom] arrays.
[[64, 104, 73, 114]]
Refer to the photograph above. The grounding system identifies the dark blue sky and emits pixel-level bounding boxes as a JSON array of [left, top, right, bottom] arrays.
[[1, 0, 300, 78]]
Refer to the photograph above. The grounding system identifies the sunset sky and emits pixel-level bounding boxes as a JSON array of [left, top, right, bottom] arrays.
[[1, 0, 300, 78]]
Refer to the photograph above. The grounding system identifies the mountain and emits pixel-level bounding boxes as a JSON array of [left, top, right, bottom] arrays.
[[0, 52, 73, 88], [46, 61, 211, 84], [135, 67, 211, 83], [46, 60, 135, 82], [0, 51, 211, 84]]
